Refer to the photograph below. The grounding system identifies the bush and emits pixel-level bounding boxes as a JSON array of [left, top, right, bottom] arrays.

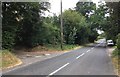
[[2, 30, 16, 49], [112, 48, 120, 56], [117, 33, 120, 50]]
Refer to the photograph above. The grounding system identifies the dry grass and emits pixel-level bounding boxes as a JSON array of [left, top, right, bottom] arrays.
[[30, 44, 80, 52], [0, 45, 80, 70], [112, 56, 119, 75], [112, 49, 120, 77], [0, 50, 22, 70]]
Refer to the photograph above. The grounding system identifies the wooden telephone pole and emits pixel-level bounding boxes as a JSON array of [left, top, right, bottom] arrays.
[[60, 0, 63, 50]]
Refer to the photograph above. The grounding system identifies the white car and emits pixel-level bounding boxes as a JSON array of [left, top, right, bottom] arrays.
[[107, 40, 114, 46]]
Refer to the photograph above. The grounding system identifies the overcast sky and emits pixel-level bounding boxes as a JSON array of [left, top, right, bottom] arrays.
[[50, 0, 79, 14], [44, 0, 100, 16]]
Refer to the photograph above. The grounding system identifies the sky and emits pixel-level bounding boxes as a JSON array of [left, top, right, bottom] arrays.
[[45, 0, 100, 16], [50, 0, 79, 15], [44, 0, 103, 34]]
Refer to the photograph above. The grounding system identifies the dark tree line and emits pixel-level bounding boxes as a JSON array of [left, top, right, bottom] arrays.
[[105, 2, 120, 42], [2, 2, 48, 49], [106, 2, 120, 50]]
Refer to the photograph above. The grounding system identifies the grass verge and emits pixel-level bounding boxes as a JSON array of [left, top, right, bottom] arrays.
[[0, 44, 80, 69], [0, 50, 22, 70], [112, 48, 120, 76], [31, 44, 81, 52], [46, 44, 80, 51]]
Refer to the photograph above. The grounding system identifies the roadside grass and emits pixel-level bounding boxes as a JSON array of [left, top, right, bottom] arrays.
[[112, 48, 120, 57], [0, 50, 22, 70], [45, 44, 80, 51], [31, 44, 81, 52], [112, 48, 120, 76], [1, 44, 81, 69]]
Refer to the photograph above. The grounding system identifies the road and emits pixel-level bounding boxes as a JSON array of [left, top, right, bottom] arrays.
[[3, 39, 117, 76]]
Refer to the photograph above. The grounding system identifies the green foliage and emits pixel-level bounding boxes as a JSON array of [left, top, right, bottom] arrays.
[[4, 1, 118, 51], [88, 30, 98, 43], [2, 2, 50, 49], [98, 33, 106, 39], [75, 26, 89, 44], [112, 48, 120, 57], [62, 10, 87, 44], [2, 2, 19, 49], [17, 15, 60, 47], [75, 2, 99, 44], [76, 2, 96, 18], [2, 31, 16, 49], [117, 34, 120, 50], [105, 2, 120, 42], [15, 2, 43, 47], [45, 44, 79, 51], [41, 17, 60, 45]]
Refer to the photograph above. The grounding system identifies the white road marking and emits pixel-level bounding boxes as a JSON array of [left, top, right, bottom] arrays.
[[48, 63, 69, 75], [76, 53, 85, 59], [88, 72, 90, 74], [96, 44, 100, 47], [91, 47, 94, 49], [86, 50, 90, 53], [35, 56, 41, 58]]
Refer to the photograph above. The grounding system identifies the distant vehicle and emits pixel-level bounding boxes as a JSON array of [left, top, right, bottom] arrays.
[[107, 40, 114, 46]]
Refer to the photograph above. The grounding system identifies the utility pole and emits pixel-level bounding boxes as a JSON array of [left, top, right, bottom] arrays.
[[60, 0, 63, 50]]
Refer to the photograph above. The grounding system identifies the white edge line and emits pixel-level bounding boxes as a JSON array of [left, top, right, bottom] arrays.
[[48, 63, 69, 76]]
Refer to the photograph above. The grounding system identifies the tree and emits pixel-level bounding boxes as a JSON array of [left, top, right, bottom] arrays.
[[75, 2, 99, 43], [75, 25, 90, 44], [117, 33, 120, 50], [104, 2, 120, 42], [2, 2, 50, 49], [2, 2, 21, 49], [75, 2, 96, 19], [40, 16, 60, 45], [62, 9, 86, 44]]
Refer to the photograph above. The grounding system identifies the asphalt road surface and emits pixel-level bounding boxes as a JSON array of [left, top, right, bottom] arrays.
[[3, 39, 117, 76]]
